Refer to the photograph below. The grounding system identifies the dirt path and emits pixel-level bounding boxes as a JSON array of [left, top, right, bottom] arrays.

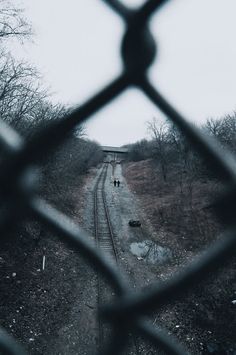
[[105, 163, 172, 289]]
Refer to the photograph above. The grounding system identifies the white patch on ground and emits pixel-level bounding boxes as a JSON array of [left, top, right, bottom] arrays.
[[130, 240, 172, 264]]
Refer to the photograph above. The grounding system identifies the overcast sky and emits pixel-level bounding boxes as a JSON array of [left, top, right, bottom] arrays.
[[14, 0, 236, 146]]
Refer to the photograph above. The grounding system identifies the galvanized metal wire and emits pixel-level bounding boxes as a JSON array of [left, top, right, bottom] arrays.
[[0, 0, 235, 354]]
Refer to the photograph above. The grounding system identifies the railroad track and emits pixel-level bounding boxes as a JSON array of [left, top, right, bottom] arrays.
[[94, 163, 118, 265], [93, 163, 140, 354]]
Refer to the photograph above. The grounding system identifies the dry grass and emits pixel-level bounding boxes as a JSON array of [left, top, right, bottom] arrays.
[[123, 159, 236, 352], [124, 159, 222, 253]]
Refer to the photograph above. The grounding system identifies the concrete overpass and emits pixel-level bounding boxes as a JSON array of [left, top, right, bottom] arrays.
[[102, 146, 128, 162], [102, 146, 128, 154]]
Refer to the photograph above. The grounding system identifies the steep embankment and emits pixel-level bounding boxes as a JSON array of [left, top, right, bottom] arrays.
[[123, 159, 236, 354], [0, 168, 98, 355], [124, 159, 222, 255]]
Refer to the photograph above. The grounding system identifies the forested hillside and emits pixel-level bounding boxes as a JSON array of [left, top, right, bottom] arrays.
[[123, 115, 236, 353]]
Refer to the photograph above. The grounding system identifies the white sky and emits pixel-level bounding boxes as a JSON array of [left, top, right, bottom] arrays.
[[13, 0, 236, 146]]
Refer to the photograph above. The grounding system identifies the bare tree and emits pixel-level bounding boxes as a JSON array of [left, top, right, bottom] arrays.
[[0, 0, 31, 40], [0, 54, 49, 128], [147, 118, 169, 181], [204, 118, 222, 138], [204, 114, 236, 153], [127, 139, 152, 162]]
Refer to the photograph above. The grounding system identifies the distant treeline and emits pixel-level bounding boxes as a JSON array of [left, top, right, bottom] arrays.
[[125, 114, 236, 182]]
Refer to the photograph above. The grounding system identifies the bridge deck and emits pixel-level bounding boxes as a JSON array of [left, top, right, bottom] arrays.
[[102, 146, 128, 154]]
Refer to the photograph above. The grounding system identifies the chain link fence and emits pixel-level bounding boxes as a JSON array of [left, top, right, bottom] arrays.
[[0, 0, 235, 354]]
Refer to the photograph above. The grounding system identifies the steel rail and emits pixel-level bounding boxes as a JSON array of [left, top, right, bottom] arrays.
[[93, 163, 140, 355], [93, 163, 123, 354], [93, 164, 109, 352], [101, 164, 141, 355], [94, 163, 118, 262], [101, 166, 119, 263]]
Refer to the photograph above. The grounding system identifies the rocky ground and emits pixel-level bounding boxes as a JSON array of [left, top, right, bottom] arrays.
[[0, 160, 235, 354], [0, 168, 99, 355], [123, 159, 236, 355]]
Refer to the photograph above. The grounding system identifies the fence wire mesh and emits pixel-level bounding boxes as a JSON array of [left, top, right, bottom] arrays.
[[0, 0, 236, 354]]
